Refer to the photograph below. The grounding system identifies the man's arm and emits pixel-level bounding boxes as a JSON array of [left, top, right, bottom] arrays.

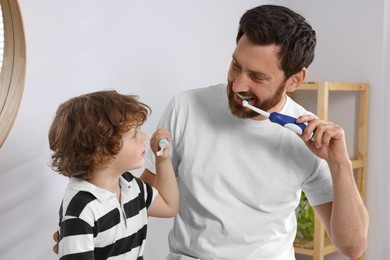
[[299, 115, 369, 259], [53, 231, 59, 254], [313, 162, 368, 259], [140, 168, 157, 187]]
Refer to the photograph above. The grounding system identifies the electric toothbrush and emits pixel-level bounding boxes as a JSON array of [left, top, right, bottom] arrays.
[[242, 100, 307, 136]]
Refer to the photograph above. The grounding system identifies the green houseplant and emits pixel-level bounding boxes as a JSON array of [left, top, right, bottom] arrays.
[[295, 192, 314, 243]]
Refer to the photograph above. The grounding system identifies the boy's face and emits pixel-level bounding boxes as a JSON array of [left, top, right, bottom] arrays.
[[111, 127, 147, 172]]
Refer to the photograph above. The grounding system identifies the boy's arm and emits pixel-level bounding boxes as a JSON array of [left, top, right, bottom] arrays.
[[146, 129, 179, 218], [58, 218, 95, 259], [147, 156, 179, 217]]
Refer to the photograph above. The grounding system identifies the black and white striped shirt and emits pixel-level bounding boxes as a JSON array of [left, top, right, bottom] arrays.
[[58, 172, 157, 260]]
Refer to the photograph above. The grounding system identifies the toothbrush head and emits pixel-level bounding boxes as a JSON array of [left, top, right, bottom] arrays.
[[241, 99, 271, 118], [159, 138, 169, 148], [157, 138, 169, 157]]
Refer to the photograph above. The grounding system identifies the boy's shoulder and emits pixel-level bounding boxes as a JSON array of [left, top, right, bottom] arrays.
[[120, 172, 149, 193], [61, 189, 97, 218]]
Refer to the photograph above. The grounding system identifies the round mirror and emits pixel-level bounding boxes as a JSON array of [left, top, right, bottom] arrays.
[[0, 0, 26, 148], [0, 9, 3, 71]]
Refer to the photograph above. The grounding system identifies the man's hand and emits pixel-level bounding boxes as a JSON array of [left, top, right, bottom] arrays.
[[297, 115, 350, 165], [53, 231, 59, 254]]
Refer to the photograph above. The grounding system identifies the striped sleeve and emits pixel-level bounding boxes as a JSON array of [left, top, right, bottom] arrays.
[[59, 217, 94, 260], [59, 192, 96, 260], [134, 177, 158, 209]]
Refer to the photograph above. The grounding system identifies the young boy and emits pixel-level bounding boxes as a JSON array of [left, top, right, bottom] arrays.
[[48, 90, 179, 260]]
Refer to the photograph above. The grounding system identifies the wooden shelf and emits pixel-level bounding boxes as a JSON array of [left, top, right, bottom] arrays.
[[294, 235, 336, 256], [299, 82, 368, 91], [291, 82, 369, 260]]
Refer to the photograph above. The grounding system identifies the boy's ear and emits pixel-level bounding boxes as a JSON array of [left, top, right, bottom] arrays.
[[93, 153, 111, 168], [286, 67, 307, 92]]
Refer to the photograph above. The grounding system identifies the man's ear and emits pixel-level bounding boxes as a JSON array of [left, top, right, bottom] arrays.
[[286, 67, 307, 92]]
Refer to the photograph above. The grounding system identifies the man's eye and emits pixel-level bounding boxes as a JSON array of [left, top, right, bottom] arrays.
[[251, 75, 265, 82], [232, 62, 241, 70]]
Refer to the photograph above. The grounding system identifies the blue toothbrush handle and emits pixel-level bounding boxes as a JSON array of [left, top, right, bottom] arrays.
[[269, 112, 306, 135]]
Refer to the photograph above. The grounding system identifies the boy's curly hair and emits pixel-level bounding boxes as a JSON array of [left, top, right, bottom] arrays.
[[48, 90, 150, 180]]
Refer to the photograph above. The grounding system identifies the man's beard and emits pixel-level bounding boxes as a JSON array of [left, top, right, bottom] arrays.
[[227, 80, 286, 119]]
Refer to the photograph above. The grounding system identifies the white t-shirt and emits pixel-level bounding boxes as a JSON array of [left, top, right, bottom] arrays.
[[145, 84, 333, 260]]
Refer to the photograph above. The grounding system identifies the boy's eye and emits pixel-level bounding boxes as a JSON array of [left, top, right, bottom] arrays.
[[132, 127, 141, 138], [131, 129, 138, 138]]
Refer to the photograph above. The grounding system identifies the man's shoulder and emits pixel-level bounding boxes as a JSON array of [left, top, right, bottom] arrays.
[[158, 83, 226, 123], [175, 83, 225, 98], [284, 95, 316, 117], [171, 83, 225, 106]]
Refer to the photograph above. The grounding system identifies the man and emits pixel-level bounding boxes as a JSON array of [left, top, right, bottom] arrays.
[[141, 4, 368, 260]]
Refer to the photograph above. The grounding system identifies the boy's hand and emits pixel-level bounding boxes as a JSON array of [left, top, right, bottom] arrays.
[[150, 128, 172, 159]]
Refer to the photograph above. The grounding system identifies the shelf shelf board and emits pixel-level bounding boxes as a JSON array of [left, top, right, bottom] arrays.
[[351, 158, 365, 169], [294, 236, 337, 256], [299, 82, 368, 91]]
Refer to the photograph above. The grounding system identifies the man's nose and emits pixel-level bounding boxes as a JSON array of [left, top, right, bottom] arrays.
[[232, 72, 251, 93]]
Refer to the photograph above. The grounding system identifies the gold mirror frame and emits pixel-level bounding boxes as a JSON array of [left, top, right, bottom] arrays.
[[0, 0, 26, 148]]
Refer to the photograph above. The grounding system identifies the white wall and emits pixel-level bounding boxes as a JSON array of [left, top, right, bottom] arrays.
[[0, 0, 269, 259], [0, 0, 387, 259], [381, 0, 390, 258], [288, 1, 386, 259]]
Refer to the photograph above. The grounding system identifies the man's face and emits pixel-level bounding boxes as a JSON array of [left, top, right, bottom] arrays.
[[227, 35, 288, 120]]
